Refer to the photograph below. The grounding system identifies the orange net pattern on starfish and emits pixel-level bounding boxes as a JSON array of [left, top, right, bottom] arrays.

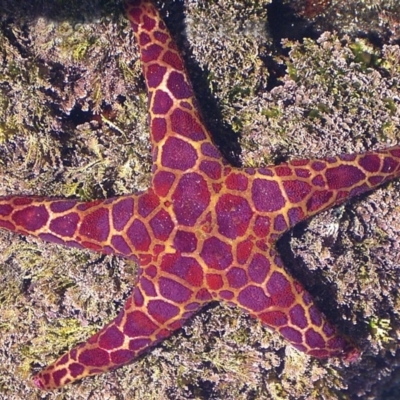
[[0, 0, 399, 390]]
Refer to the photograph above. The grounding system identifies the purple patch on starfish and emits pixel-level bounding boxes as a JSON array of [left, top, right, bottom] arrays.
[[162, 137, 197, 170], [99, 326, 124, 350], [219, 290, 234, 300], [50, 201, 76, 213], [226, 267, 248, 288], [258, 168, 273, 176], [200, 237, 233, 270], [280, 326, 302, 344], [56, 354, 68, 366], [289, 304, 307, 329], [290, 159, 309, 166], [129, 338, 151, 351], [111, 350, 134, 365], [141, 277, 157, 297], [154, 30, 166, 43], [358, 154, 381, 172], [305, 329, 325, 348], [139, 31, 151, 46], [311, 175, 325, 187], [153, 171, 175, 197], [142, 14, 156, 31], [245, 168, 255, 175], [207, 273, 223, 290], [0, 220, 14, 231], [201, 142, 221, 158], [167, 71, 192, 99], [52, 369, 68, 387], [252, 179, 286, 212], [267, 272, 295, 308], [294, 168, 311, 178], [349, 183, 369, 197], [112, 197, 134, 231], [39, 233, 65, 245], [127, 219, 151, 251], [254, 215, 271, 237], [149, 209, 174, 240], [173, 230, 197, 252], [152, 90, 173, 114], [50, 213, 80, 237], [126, 7, 140, 26], [248, 253, 270, 284], [200, 160, 222, 180], [65, 240, 83, 249], [311, 161, 326, 171], [216, 194, 253, 239], [162, 50, 183, 70], [124, 311, 158, 338], [260, 310, 288, 327], [13, 198, 34, 206], [306, 190, 333, 212], [185, 302, 200, 311], [133, 288, 144, 307], [12, 205, 49, 231], [309, 305, 323, 327], [172, 173, 210, 226], [237, 285, 272, 312], [148, 299, 180, 323], [161, 253, 203, 287], [283, 180, 312, 203], [273, 214, 287, 232], [340, 153, 356, 161], [326, 165, 366, 189], [152, 117, 167, 142], [322, 322, 336, 338], [111, 235, 132, 256], [287, 207, 304, 226], [69, 363, 84, 378], [327, 336, 346, 350], [302, 291, 313, 306], [368, 176, 384, 186], [170, 108, 206, 141], [275, 166, 292, 176], [79, 348, 110, 367], [159, 277, 192, 303], [142, 43, 162, 63], [146, 64, 167, 88], [79, 208, 109, 242], [226, 172, 248, 191], [382, 156, 399, 173], [236, 239, 253, 264], [0, 203, 12, 216]]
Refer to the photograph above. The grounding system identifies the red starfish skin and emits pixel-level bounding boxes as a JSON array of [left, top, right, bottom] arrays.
[[0, 0, 399, 390]]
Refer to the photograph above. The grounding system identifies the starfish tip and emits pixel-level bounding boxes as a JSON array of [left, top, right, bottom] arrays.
[[32, 375, 45, 390], [344, 347, 362, 363]]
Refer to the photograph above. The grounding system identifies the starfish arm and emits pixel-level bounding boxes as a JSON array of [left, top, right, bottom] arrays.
[[125, 0, 223, 177], [0, 191, 169, 261], [212, 248, 358, 360], [32, 267, 209, 389], [251, 146, 400, 234]]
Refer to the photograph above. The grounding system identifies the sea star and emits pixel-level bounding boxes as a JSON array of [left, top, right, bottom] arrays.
[[0, 0, 399, 390]]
